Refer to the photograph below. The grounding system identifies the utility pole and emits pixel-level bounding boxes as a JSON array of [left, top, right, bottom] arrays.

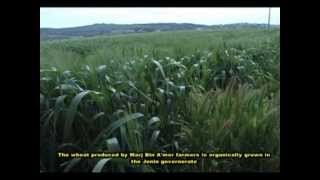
[[268, 7, 271, 30]]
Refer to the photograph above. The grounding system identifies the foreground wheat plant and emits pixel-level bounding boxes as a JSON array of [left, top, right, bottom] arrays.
[[40, 28, 280, 172]]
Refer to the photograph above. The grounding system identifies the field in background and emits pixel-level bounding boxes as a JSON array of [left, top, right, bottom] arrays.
[[40, 28, 280, 172]]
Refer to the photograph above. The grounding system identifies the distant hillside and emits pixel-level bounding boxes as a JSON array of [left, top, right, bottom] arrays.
[[210, 23, 280, 30], [40, 23, 279, 41]]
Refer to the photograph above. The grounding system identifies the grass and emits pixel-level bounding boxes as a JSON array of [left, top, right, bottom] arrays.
[[40, 28, 280, 172]]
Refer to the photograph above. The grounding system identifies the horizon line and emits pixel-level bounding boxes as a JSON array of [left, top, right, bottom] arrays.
[[40, 22, 280, 29]]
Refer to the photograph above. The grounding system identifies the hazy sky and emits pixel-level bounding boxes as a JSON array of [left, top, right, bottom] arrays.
[[40, 8, 280, 28]]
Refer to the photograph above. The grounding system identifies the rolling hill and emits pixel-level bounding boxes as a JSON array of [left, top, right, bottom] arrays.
[[40, 23, 279, 41]]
